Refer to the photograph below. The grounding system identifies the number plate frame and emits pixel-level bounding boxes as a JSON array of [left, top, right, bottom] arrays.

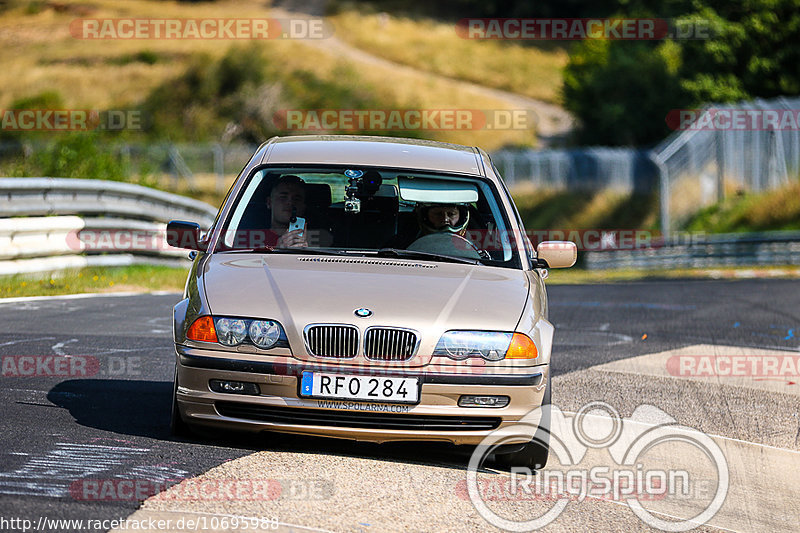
[[298, 372, 421, 404]]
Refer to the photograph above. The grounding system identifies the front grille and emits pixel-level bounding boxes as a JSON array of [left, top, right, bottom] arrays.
[[364, 328, 418, 361], [305, 324, 358, 358], [215, 402, 501, 431]]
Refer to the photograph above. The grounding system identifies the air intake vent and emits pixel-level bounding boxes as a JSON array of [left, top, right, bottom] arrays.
[[297, 257, 436, 268], [364, 328, 418, 361], [304, 324, 359, 358], [215, 402, 501, 431]]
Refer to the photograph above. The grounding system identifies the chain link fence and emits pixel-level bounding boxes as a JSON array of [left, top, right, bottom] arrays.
[[653, 96, 800, 235], [490, 96, 800, 238], [3, 96, 798, 237], [0, 140, 258, 194], [491, 147, 658, 194]]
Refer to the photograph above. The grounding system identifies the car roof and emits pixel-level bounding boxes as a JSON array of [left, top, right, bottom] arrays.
[[260, 135, 485, 176]]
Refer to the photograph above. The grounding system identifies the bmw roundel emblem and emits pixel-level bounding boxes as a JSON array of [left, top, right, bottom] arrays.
[[354, 308, 373, 318]]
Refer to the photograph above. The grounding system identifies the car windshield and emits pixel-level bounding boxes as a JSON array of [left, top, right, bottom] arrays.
[[215, 166, 521, 268]]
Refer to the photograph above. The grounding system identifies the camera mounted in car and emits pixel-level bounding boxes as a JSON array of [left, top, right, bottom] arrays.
[[343, 169, 383, 214]]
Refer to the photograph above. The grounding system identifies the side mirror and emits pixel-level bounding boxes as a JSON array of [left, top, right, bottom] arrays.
[[535, 241, 577, 268], [166, 220, 205, 251]]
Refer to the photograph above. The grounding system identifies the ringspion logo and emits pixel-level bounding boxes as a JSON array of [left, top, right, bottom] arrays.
[[466, 402, 729, 530]]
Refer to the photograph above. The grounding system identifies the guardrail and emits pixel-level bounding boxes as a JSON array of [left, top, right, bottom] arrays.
[[584, 231, 800, 270], [0, 178, 217, 275]]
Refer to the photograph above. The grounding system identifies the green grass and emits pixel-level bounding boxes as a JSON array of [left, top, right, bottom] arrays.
[[4, 261, 795, 299], [0, 265, 188, 298], [686, 180, 800, 233], [511, 188, 659, 231]]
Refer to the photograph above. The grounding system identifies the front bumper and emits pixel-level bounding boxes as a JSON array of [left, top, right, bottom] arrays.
[[175, 346, 548, 446]]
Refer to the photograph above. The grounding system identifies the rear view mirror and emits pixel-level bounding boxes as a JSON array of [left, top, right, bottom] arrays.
[[536, 241, 577, 268], [166, 220, 205, 251]]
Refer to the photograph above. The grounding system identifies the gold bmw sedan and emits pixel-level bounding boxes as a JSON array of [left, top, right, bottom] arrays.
[[167, 135, 575, 469]]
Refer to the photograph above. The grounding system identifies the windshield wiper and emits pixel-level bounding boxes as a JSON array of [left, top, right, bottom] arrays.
[[222, 247, 357, 256], [373, 248, 480, 265]]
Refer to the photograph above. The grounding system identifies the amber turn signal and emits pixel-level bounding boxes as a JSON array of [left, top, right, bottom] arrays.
[[187, 316, 218, 343], [505, 333, 538, 359]]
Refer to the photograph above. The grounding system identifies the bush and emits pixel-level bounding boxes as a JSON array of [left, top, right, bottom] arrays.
[[564, 39, 686, 146], [10, 133, 131, 180]]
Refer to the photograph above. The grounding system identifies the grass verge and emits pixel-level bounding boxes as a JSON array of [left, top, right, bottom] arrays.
[[0, 265, 188, 298], [2, 264, 797, 299], [685, 180, 800, 233], [546, 265, 800, 284], [511, 187, 660, 231]]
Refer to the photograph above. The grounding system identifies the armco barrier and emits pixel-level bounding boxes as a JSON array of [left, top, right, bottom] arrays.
[[584, 231, 800, 270], [0, 178, 218, 275]]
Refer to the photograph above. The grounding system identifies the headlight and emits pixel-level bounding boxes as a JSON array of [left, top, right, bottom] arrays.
[[433, 331, 538, 361], [248, 320, 281, 349], [188, 316, 287, 350], [214, 318, 247, 346]]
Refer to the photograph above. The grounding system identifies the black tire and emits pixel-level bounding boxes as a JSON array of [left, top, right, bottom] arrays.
[[170, 364, 193, 437], [496, 374, 551, 470]]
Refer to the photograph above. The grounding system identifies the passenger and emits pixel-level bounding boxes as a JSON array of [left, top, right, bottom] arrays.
[[264, 175, 333, 248], [265, 175, 308, 248]]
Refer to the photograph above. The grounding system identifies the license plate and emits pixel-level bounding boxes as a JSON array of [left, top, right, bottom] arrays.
[[300, 372, 419, 404]]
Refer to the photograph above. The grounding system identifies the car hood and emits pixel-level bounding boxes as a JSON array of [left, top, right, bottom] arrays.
[[202, 253, 530, 356]]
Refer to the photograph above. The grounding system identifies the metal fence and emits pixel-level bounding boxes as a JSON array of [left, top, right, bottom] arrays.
[[584, 231, 800, 270], [653, 96, 800, 234], [0, 178, 217, 275], [491, 147, 658, 194], [3, 96, 799, 237], [0, 141, 258, 193], [494, 96, 800, 237]]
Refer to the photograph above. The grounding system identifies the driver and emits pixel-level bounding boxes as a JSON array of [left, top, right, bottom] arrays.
[[411, 202, 489, 259], [416, 203, 470, 237]]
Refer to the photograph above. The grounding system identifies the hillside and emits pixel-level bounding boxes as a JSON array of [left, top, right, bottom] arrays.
[[0, 0, 570, 150]]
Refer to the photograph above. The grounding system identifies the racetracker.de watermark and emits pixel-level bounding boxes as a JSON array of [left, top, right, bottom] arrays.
[[456, 18, 713, 40], [667, 354, 800, 380], [1, 355, 141, 377], [68, 478, 332, 502], [466, 401, 729, 531], [666, 108, 800, 131], [272, 109, 537, 131], [69, 18, 332, 39], [73, 228, 705, 254], [0, 110, 142, 131]]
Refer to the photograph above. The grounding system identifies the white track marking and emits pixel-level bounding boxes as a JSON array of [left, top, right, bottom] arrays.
[[0, 337, 56, 347], [0, 291, 179, 305], [51, 338, 79, 356], [595, 343, 800, 395]]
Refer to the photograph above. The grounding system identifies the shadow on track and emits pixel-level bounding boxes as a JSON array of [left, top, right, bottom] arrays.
[[48, 379, 175, 440], [46, 379, 488, 472]]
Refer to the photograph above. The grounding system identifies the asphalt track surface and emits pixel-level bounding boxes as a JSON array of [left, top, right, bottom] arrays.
[[0, 279, 797, 532]]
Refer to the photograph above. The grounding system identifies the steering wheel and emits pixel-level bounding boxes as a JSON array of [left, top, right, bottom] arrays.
[[406, 232, 483, 260]]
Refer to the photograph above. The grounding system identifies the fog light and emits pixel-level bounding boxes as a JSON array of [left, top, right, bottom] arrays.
[[458, 395, 509, 408], [209, 379, 260, 395]]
